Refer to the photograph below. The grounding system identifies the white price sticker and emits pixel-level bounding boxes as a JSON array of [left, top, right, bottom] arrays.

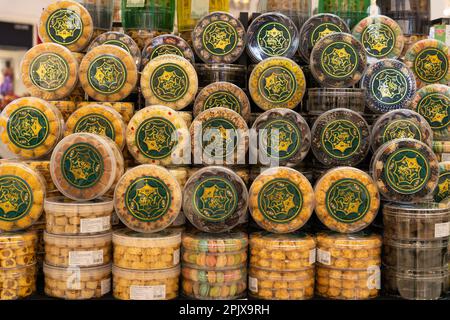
[[80, 216, 110, 234], [249, 277, 258, 292], [173, 249, 180, 266], [130, 285, 166, 300], [68, 250, 103, 267], [435, 222, 450, 238], [309, 248, 316, 265], [317, 249, 331, 265], [442, 153, 450, 161]]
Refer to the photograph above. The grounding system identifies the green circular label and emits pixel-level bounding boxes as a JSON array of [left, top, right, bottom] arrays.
[[193, 177, 238, 222], [103, 40, 131, 54], [74, 114, 115, 140], [61, 143, 104, 189], [382, 120, 422, 143], [125, 177, 171, 222], [0, 175, 33, 222], [321, 120, 361, 159], [361, 23, 395, 58], [150, 63, 189, 102], [256, 22, 292, 57], [88, 55, 127, 95], [310, 23, 342, 47], [385, 148, 430, 194], [370, 68, 408, 105], [202, 21, 238, 56], [321, 42, 358, 78], [261, 119, 301, 160], [414, 48, 449, 83], [417, 93, 450, 130], [258, 66, 297, 103], [435, 172, 450, 202], [136, 117, 177, 160], [203, 91, 241, 114], [150, 45, 184, 60], [201, 118, 238, 159], [257, 178, 303, 223], [7, 107, 49, 149], [46, 8, 83, 45], [29, 53, 69, 91], [325, 178, 370, 223]]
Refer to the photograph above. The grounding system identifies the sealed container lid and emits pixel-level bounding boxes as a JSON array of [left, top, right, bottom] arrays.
[[316, 232, 382, 249], [182, 166, 248, 233], [142, 35, 194, 67], [352, 15, 404, 63], [305, 88, 366, 114], [193, 82, 250, 121], [112, 264, 180, 280], [384, 265, 449, 279], [44, 196, 114, 217], [314, 167, 380, 233], [65, 104, 126, 150], [405, 39, 450, 87], [113, 228, 181, 248], [311, 108, 370, 167], [299, 13, 350, 63], [246, 12, 299, 63], [0, 97, 64, 160], [87, 31, 141, 68], [182, 264, 247, 283], [190, 108, 249, 165], [192, 11, 246, 64], [114, 165, 182, 233], [384, 237, 449, 249], [252, 109, 311, 167], [21, 43, 79, 101], [434, 162, 450, 202], [249, 167, 315, 234], [38, 0, 94, 52], [182, 230, 248, 252], [126, 106, 189, 166], [0, 162, 46, 232], [310, 32, 367, 88], [361, 59, 416, 113], [141, 54, 198, 111], [371, 138, 439, 203], [250, 231, 316, 250], [79, 45, 138, 102], [249, 57, 306, 111], [43, 262, 111, 279], [0, 230, 38, 246], [250, 266, 315, 281], [409, 84, 450, 140], [371, 109, 433, 152], [50, 133, 118, 201], [44, 230, 112, 246], [383, 201, 450, 217], [195, 63, 247, 73]]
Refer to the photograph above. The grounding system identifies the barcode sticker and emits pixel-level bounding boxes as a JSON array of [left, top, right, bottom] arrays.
[[126, 0, 145, 8], [101, 278, 111, 295], [130, 285, 166, 300], [435, 222, 450, 238], [309, 249, 316, 264], [249, 277, 258, 292], [317, 249, 331, 265], [80, 216, 110, 234], [68, 250, 103, 266], [173, 249, 180, 265], [190, 0, 209, 19]]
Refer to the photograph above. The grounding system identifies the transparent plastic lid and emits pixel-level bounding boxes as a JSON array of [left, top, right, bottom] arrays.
[[0, 230, 38, 246], [43, 263, 111, 280], [21, 43, 79, 101], [182, 230, 248, 252], [250, 266, 315, 281], [182, 264, 247, 283], [316, 232, 382, 249], [383, 237, 449, 249], [112, 265, 180, 280], [383, 202, 450, 216], [44, 196, 114, 216], [44, 231, 112, 246], [250, 231, 316, 250], [50, 133, 118, 201], [113, 228, 181, 248], [384, 265, 448, 280], [195, 64, 247, 73], [0, 263, 36, 277], [142, 34, 195, 67]]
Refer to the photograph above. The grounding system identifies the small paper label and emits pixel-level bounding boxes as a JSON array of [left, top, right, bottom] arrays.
[[249, 277, 258, 292], [66, 267, 81, 290], [317, 249, 331, 265], [80, 216, 110, 234], [442, 153, 450, 161], [190, 0, 209, 20], [101, 278, 111, 295], [68, 250, 103, 266], [435, 222, 450, 238], [309, 249, 316, 265], [126, 0, 145, 8], [173, 249, 180, 265], [367, 266, 381, 289], [130, 285, 166, 300]]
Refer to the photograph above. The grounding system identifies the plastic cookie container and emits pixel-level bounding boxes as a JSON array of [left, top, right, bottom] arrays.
[[195, 64, 247, 89], [142, 34, 194, 67], [24, 160, 57, 193], [43, 263, 111, 300], [113, 228, 181, 270], [0, 264, 36, 300], [305, 88, 365, 115], [0, 231, 37, 269]]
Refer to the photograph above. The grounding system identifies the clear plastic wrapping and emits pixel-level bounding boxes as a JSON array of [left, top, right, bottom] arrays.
[[0, 264, 36, 300]]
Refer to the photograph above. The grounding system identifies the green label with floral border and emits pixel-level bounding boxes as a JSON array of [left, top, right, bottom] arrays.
[[414, 48, 449, 83], [201, 118, 238, 159], [417, 93, 450, 130], [150, 63, 189, 102], [88, 55, 127, 95], [7, 107, 49, 149], [29, 53, 69, 91], [261, 119, 301, 160], [361, 23, 395, 58], [310, 23, 342, 47], [321, 120, 361, 159], [136, 117, 178, 160], [256, 22, 292, 57], [103, 40, 131, 54], [435, 172, 450, 202], [74, 113, 115, 140], [202, 21, 238, 56], [0, 175, 33, 222], [258, 66, 297, 103], [46, 8, 83, 45], [371, 68, 408, 105], [203, 91, 241, 114], [321, 41, 358, 79], [382, 120, 422, 143], [150, 45, 184, 60]]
